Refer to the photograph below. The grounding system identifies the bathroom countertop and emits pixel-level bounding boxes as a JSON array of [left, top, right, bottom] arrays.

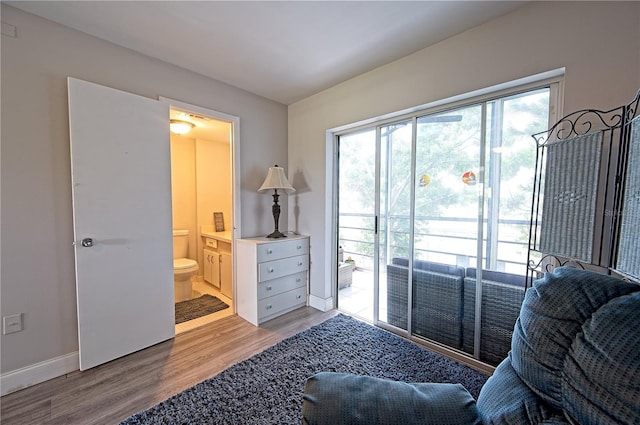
[[200, 227, 232, 243]]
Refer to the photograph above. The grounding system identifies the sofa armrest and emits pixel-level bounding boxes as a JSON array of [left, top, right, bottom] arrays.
[[302, 372, 481, 425]]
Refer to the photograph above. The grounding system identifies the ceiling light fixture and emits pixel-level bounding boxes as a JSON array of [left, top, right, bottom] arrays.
[[170, 119, 195, 135]]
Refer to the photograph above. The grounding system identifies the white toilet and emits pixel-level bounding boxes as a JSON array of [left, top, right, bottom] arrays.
[[173, 229, 199, 302]]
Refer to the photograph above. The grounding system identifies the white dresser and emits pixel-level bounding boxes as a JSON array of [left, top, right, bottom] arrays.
[[236, 234, 309, 325]]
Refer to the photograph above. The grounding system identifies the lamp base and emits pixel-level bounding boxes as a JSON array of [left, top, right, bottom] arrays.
[[266, 230, 287, 238]]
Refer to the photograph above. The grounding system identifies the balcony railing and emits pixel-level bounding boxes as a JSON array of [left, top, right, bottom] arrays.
[[338, 212, 528, 366], [339, 212, 530, 275]]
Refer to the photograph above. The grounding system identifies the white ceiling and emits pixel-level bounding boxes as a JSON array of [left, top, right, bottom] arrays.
[[8, 1, 527, 105]]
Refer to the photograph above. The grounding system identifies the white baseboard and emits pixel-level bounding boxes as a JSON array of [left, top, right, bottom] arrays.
[[1, 352, 79, 396], [308, 294, 334, 312]]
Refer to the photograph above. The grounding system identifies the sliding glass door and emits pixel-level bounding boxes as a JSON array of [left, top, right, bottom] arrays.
[[378, 121, 413, 328], [337, 129, 377, 319], [410, 106, 483, 349], [337, 86, 553, 365]]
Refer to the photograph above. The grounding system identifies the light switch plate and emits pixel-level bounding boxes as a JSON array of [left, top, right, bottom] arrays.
[[3, 313, 23, 334]]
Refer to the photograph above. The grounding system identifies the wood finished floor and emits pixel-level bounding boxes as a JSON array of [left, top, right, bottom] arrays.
[[0, 307, 338, 425]]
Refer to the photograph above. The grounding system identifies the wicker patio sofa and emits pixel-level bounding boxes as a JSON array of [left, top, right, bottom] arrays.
[[462, 268, 526, 365], [386, 258, 465, 349], [386, 259, 526, 364]]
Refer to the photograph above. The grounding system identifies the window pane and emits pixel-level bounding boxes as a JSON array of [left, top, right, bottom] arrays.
[[411, 105, 482, 348], [337, 129, 376, 318], [484, 89, 551, 274], [380, 121, 413, 329]]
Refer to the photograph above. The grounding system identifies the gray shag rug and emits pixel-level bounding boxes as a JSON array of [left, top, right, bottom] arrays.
[[121, 314, 488, 424], [175, 294, 229, 324]]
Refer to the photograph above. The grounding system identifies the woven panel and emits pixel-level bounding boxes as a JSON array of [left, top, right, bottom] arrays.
[[412, 268, 464, 348], [617, 118, 640, 280], [539, 132, 602, 262], [386, 264, 464, 347], [386, 265, 409, 330], [462, 278, 525, 365]]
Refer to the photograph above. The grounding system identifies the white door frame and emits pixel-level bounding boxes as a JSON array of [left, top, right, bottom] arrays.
[[159, 97, 241, 304]]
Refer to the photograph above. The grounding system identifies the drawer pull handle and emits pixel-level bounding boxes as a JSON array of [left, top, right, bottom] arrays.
[[268, 267, 274, 273], [296, 278, 301, 282], [296, 294, 302, 299], [266, 285, 272, 291], [267, 249, 273, 254], [266, 304, 273, 310], [297, 245, 302, 249], [298, 261, 303, 266]]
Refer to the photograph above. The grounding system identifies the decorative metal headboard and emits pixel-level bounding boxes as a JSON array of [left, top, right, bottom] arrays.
[[526, 90, 640, 287]]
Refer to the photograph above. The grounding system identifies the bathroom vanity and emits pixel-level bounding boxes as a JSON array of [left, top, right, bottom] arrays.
[[236, 234, 309, 326], [201, 228, 233, 299]]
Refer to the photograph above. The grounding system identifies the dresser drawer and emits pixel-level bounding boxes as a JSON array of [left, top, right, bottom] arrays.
[[257, 238, 309, 263], [258, 254, 308, 282], [258, 286, 307, 321], [236, 234, 309, 326], [257, 271, 307, 300]]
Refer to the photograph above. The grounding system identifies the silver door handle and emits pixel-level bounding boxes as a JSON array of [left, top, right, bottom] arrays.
[[81, 238, 94, 247]]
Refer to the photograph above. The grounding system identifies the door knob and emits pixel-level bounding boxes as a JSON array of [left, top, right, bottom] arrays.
[[81, 238, 94, 247]]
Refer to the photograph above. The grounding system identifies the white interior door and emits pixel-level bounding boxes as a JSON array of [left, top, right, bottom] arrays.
[[68, 77, 174, 370]]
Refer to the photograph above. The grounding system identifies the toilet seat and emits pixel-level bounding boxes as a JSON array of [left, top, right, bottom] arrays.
[[174, 258, 198, 271]]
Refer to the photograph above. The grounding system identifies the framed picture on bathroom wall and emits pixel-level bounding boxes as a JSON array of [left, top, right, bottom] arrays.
[[214, 212, 225, 232]]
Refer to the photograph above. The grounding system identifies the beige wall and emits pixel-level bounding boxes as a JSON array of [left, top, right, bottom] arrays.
[[288, 2, 640, 303], [170, 133, 232, 265], [1, 4, 288, 376], [196, 137, 232, 234], [171, 135, 198, 253], [196, 136, 233, 267]]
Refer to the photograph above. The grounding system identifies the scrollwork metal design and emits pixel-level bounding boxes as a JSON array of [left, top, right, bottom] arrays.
[[532, 108, 624, 146], [526, 89, 640, 289], [527, 254, 587, 274]]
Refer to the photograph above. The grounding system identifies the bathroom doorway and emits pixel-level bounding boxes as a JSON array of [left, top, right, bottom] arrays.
[[162, 98, 240, 334]]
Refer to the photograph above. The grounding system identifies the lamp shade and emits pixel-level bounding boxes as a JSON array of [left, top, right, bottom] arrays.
[[258, 165, 295, 192]]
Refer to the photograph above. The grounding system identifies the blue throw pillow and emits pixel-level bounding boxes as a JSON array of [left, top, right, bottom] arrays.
[[302, 372, 481, 425]]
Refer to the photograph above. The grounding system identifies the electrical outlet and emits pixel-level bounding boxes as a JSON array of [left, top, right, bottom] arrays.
[[3, 313, 23, 334]]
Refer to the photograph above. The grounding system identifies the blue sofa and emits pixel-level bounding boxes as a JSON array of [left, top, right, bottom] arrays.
[[303, 267, 640, 424]]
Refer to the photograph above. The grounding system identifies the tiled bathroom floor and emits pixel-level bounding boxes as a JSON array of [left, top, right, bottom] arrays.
[[175, 279, 234, 334]]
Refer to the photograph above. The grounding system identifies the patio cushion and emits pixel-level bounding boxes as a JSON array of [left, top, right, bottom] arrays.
[[465, 268, 526, 287], [392, 257, 465, 277]]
